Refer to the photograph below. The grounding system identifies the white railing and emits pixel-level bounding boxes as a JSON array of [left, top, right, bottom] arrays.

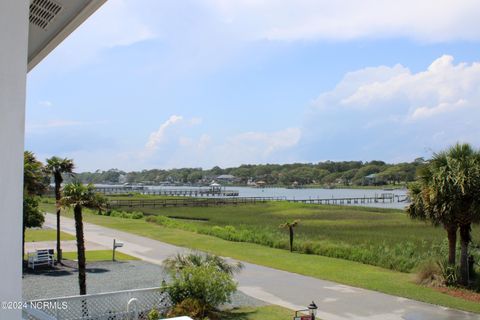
[[23, 287, 171, 320]]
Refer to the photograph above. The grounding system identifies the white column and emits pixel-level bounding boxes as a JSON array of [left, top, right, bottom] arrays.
[[0, 0, 29, 319]]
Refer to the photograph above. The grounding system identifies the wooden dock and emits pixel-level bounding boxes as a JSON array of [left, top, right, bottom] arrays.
[[286, 194, 407, 205], [107, 196, 286, 209], [106, 194, 407, 209], [95, 186, 240, 197]]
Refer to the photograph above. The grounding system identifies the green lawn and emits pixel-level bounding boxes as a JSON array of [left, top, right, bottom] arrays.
[[221, 305, 295, 319], [25, 228, 75, 242], [61, 250, 138, 261], [38, 201, 480, 313]]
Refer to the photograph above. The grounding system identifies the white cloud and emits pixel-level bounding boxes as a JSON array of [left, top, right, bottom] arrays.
[[83, 0, 156, 48], [226, 128, 302, 158], [177, 128, 301, 168], [304, 55, 480, 161], [36, 0, 480, 73], [326, 55, 480, 120], [143, 115, 205, 158], [145, 115, 184, 153], [412, 99, 468, 120], [205, 0, 480, 42], [140, 126, 302, 168], [35, 0, 155, 70]]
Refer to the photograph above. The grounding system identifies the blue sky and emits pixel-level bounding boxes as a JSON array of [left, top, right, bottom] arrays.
[[26, 0, 480, 171]]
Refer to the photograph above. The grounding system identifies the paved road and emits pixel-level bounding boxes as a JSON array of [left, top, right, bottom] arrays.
[[44, 213, 479, 320]]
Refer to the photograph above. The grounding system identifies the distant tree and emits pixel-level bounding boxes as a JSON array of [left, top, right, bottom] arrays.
[[210, 166, 223, 176], [367, 160, 386, 166], [23, 151, 48, 259], [187, 171, 203, 184], [321, 172, 343, 185], [61, 182, 104, 295], [73, 159, 426, 187], [24, 151, 48, 195], [352, 165, 382, 185], [231, 166, 253, 183], [414, 157, 426, 164], [407, 143, 480, 286], [45, 157, 74, 264], [341, 169, 359, 186], [280, 220, 300, 252], [23, 197, 44, 258]]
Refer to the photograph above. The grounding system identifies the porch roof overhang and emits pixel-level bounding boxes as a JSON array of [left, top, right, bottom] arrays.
[[27, 0, 107, 72]]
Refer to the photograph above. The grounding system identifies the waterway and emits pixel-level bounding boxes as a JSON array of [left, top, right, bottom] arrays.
[[146, 185, 409, 209]]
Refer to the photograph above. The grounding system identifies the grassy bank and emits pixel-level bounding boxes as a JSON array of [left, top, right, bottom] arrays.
[[25, 229, 75, 242], [224, 305, 295, 319], [110, 201, 478, 273], [39, 201, 480, 313], [62, 250, 138, 261]]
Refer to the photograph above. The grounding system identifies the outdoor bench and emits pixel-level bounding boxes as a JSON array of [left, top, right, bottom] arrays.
[[27, 249, 54, 270]]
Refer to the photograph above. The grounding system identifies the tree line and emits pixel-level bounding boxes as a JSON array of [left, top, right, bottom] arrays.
[[73, 158, 427, 186]]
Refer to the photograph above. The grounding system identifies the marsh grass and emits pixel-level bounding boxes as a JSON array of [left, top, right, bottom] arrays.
[[140, 202, 480, 272]]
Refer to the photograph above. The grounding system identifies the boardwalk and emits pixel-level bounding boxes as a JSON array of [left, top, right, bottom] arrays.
[[287, 194, 408, 205], [107, 194, 407, 209], [95, 186, 240, 197], [107, 197, 286, 209]]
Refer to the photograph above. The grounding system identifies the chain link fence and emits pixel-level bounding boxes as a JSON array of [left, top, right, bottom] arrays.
[[23, 287, 171, 320]]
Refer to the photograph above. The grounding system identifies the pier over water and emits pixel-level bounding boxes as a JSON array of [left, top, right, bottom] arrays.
[[94, 185, 240, 197]]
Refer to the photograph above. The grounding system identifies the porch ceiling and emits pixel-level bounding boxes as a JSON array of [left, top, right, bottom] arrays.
[[27, 0, 107, 71]]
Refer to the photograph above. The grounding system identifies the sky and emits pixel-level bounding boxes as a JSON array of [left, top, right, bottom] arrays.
[[26, 0, 480, 172]]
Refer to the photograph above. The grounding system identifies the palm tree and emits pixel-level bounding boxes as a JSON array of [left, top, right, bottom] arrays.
[[61, 182, 103, 295], [407, 143, 480, 286], [163, 252, 243, 276], [46, 156, 74, 264], [407, 164, 458, 266], [279, 220, 300, 252], [443, 144, 480, 285]]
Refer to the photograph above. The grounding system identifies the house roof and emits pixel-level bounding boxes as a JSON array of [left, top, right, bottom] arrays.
[[28, 0, 107, 71], [217, 174, 236, 179]]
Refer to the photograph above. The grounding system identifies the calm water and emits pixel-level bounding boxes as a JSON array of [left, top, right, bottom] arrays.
[[145, 185, 409, 209]]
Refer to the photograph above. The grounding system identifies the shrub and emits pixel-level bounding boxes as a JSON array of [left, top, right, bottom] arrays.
[[415, 259, 445, 287], [131, 211, 144, 219], [147, 309, 160, 320], [437, 259, 459, 286], [166, 298, 204, 319], [163, 252, 243, 276], [146, 215, 156, 223], [166, 265, 237, 317], [103, 209, 144, 219]]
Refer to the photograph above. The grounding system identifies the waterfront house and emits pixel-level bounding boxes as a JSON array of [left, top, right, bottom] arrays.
[[216, 174, 238, 184]]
